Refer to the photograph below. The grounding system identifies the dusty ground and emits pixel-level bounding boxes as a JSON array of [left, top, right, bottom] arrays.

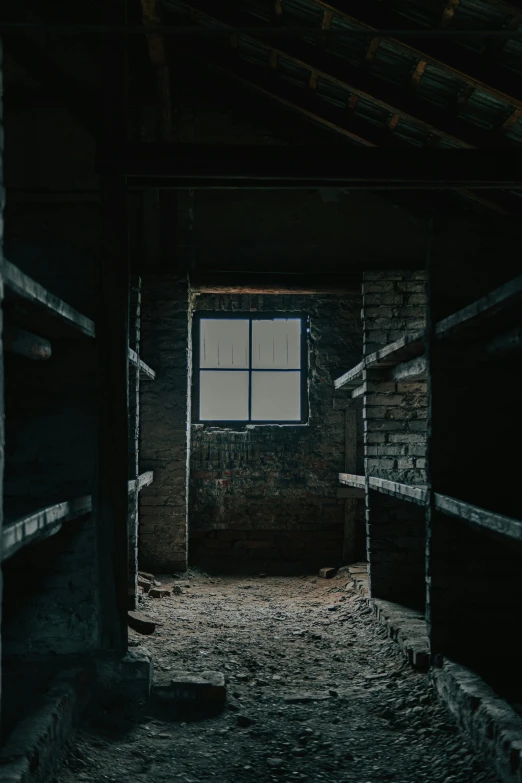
[[55, 570, 500, 783]]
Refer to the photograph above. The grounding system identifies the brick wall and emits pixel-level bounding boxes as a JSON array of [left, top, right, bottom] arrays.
[[189, 292, 362, 574], [362, 270, 427, 609], [139, 275, 192, 572]]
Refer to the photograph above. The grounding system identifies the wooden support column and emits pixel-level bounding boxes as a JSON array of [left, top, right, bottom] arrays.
[[97, 0, 129, 652], [343, 405, 357, 562], [0, 37, 5, 717]]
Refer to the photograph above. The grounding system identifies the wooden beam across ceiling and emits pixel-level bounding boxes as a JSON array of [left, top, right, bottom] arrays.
[[169, 0, 510, 150], [99, 144, 522, 190], [167, 41, 401, 147], [298, 0, 522, 110], [162, 11, 518, 213]]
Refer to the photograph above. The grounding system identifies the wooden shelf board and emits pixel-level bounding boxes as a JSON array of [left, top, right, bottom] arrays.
[[334, 361, 365, 391], [392, 355, 426, 383], [339, 472, 365, 489], [2, 259, 95, 339], [334, 331, 425, 390], [369, 476, 428, 506], [2, 495, 93, 561], [128, 347, 156, 380], [435, 493, 522, 541], [436, 274, 522, 342], [128, 471, 154, 493]]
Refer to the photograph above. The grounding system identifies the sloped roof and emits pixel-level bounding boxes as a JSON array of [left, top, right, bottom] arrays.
[[155, 0, 522, 212]]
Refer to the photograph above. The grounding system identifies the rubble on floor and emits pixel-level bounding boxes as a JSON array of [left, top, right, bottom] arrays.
[[56, 570, 500, 783]]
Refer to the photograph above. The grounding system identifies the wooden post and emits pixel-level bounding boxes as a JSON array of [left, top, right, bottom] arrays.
[[0, 37, 5, 720], [343, 405, 358, 563], [96, 0, 129, 652]]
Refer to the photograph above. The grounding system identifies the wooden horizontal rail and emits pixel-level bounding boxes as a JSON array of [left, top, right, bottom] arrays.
[[128, 471, 154, 493], [368, 476, 428, 506], [339, 472, 366, 489], [2, 259, 95, 338], [436, 274, 522, 340], [2, 496, 93, 561], [435, 494, 522, 541], [339, 473, 522, 540], [335, 331, 425, 389], [128, 347, 156, 380]]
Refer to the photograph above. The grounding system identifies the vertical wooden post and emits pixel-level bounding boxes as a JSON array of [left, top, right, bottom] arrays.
[[343, 405, 357, 562], [0, 38, 5, 717], [128, 277, 141, 610], [96, 0, 130, 652]]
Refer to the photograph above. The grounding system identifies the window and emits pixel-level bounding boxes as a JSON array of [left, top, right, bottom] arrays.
[[194, 313, 308, 424]]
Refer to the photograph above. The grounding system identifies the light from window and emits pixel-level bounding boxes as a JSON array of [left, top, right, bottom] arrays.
[[197, 316, 304, 422]]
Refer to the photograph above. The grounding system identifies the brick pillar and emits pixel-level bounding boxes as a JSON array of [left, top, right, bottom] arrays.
[[362, 270, 427, 609], [139, 275, 191, 572]]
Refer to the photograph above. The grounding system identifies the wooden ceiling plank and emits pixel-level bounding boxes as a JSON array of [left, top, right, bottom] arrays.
[[170, 0, 512, 149], [302, 0, 522, 111]]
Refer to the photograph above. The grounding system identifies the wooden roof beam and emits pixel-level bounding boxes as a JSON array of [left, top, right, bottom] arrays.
[[168, 40, 402, 148], [170, 0, 513, 149], [301, 0, 522, 112]]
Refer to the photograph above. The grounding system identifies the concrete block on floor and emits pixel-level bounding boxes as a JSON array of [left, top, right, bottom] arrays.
[[154, 671, 227, 717], [97, 647, 154, 703]]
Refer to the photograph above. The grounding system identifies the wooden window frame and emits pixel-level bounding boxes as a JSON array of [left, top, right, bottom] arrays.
[[193, 312, 309, 425]]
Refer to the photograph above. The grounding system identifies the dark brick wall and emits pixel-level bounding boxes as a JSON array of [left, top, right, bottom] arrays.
[[139, 275, 192, 572], [362, 271, 427, 609], [189, 292, 362, 574]]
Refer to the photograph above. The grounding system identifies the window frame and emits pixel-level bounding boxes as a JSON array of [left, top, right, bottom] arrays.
[[192, 311, 309, 426]]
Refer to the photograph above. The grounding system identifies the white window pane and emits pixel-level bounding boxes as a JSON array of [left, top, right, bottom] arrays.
[[252, 319, 301, 369], [200, 371, 249, 421], [251, 371, 301, 421], [200, 319, 249, 369]]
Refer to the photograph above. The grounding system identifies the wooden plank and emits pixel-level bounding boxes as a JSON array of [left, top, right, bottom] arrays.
[[339, 472, 366, 489], [334, 360, 364, 390], [111, 145, 522, 189], [2, 496, 93, 562], [190, 272, 360, 294], [128, 347, 155, 379], [138, 470, 154, 490], [351, 383, 364, 398], [343, 407, 359, 561], [335, 331, 424, 389], [365, 330, 425, 368], [392, 355, 426, 382], [2, 259, 95, 338], [435, 494, 522, 541], [165, 0, 502, 151], [96, 0, 129, 653], [436, 274, 522, 339], [368, 476, 428, 506], [303, 0, 522, 110], [0, 213, 4, 717]]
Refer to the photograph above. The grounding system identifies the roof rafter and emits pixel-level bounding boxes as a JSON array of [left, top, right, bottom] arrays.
[[293, 0, 522, 111], [171, 39, 397, 147], [171, 0, 518, 149], [166, 38, 515, 213]]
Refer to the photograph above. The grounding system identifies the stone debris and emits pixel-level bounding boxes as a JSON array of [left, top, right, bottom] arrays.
[[318, 567, 336, 579], [59, 573, 501, 783], [127, 610, 156, 635], [149, 587, 171, 598], [138, 576, 152, 592]]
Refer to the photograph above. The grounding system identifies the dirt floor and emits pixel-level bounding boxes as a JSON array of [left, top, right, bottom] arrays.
[[55, 569, 500, 783]]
